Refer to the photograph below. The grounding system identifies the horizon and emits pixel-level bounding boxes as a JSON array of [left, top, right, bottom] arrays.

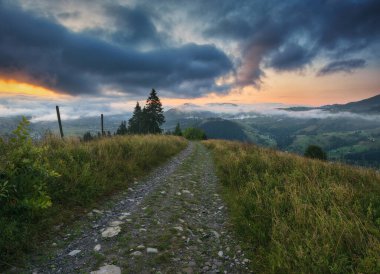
[[0, 0, 380, 118]]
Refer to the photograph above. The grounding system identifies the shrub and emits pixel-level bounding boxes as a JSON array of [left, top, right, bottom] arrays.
[[0, 117, 57, 214], [304, 144, 327, 160], [183, 127, 207, 140], [0, 117, 59, 264]]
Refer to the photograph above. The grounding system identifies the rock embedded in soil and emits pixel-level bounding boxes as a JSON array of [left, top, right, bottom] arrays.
[[131, 251, 142, 256], [68, 250, 81, 256], [101, 226, 121, 238], [90, 264, 121, 274], [94, 244, 101, 251], [147, 247, 158, 254], [109, 220, 124, 227]]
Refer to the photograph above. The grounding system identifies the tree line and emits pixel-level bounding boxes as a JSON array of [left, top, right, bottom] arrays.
[[83, 89, 165, 141], [117, 88, 165, 135], [82, 88, 207, 141]]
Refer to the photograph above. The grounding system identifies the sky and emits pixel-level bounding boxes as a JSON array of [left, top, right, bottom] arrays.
[[0, 0, 379, 119]]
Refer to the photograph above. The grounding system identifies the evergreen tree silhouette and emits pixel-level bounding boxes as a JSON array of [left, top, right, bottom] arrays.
[[116, 121, 128, 135], [143, 89, 165, 133], [173, 122, 182, 136], [128, 102, 143, 133]]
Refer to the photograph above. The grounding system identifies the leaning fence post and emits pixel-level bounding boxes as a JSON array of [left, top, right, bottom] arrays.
[[56, 105, 64, 138]]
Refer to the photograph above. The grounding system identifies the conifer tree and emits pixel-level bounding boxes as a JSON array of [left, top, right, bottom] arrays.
[[116, 121, 128, 135], [173, 122, 182, 136], [143, 89, 165, 133], [128, 102, 143, 133]]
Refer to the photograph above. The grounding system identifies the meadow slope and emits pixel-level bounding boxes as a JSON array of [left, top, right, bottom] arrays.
[[204, 140, 380, 274], [0, 122, 187, 269]]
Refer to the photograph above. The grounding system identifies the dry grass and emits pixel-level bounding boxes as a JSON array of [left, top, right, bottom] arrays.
[[0, 134, 187, 269], [204, 140, 380, 274]]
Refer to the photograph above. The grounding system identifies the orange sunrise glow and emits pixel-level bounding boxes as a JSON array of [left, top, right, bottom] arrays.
[[0, 79, 64, 98]]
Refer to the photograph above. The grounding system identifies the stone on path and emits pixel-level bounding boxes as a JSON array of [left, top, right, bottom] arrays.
[[211, 230, 220, 239], [147, 247, 158, 254], [94, 244, 101, 252], [174, 226, 183, 232], [102, 226, 121, 238], [131, 251, 142, 256], [90, 265, 121, 274], [92, 209, 103, 214], [109, 220, 124, 227], [68, 249, 81, 256], [218, 251, 224, 257]]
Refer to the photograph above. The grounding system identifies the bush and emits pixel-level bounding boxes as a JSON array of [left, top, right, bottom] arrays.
[[0, 117, 57, 213], [304, 144, 327, 160], [0, 117, 59, 264], [183, 127, 207, 140]]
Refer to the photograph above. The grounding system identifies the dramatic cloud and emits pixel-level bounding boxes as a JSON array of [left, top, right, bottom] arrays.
[[0, 2, 232, 97], [201, 0, 380, 85], [85, 4, 165, 50], [317, 59, 367, 76], [1, 0, 379, 98]]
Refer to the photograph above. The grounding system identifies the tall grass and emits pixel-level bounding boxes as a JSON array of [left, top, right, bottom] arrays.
[[0, 120, 187, 269], [204, 140, 380, 274]]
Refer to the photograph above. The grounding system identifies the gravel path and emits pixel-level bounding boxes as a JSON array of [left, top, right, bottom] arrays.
[[28, 142, 251, 273]]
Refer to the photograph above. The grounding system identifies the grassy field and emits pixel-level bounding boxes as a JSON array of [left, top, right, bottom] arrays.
[[204, 140, 380, 274], [0, 118, 187, 269]]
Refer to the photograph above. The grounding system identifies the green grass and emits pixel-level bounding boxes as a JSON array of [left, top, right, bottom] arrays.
[[203, 140, 380, 274], [0, 125, 187, 270]]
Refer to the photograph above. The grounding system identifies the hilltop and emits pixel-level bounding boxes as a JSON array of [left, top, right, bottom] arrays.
[[281, 94, 380, 114], [1, 130, 379, 273]]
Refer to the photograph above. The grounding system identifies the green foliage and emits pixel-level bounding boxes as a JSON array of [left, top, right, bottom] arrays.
[[0, 117, 57, 213], [83, 131, 94, 142], [128, 102, 143, 134], [0, 123, 187, 269], [204, 140, 380, 274], [183, 127, 207, 140], [0, 117, 59, 265], [304, 144, 327, 160], [173, 122, 182, 136], [116, 120, 128, 135], [123, 89, 165, 135], [143, 89, 165, 133], [141, 89, 165, 134]]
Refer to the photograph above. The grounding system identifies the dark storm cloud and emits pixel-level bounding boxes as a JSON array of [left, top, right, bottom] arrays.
[[105, 5, 164, 48], [84, 4, 165, 49], [201, 0, 380, 85], [0, 3, 232, 96], [317, 59, 367, 76]]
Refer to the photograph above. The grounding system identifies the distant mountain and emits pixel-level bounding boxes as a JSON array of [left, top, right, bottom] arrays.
[[281, 94, 380, 114], [322, 94, 380, 113]]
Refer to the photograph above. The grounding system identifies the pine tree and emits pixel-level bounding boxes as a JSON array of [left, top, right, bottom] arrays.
[[128, 102, 143, 134], [143, 89, 165, 133], [173, 122, 182, 136], [116, 121, 128, 135]]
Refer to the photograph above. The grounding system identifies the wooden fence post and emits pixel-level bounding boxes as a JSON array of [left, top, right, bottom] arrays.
[[101, 114, 104, 136], [56, 105, 64, 138]]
